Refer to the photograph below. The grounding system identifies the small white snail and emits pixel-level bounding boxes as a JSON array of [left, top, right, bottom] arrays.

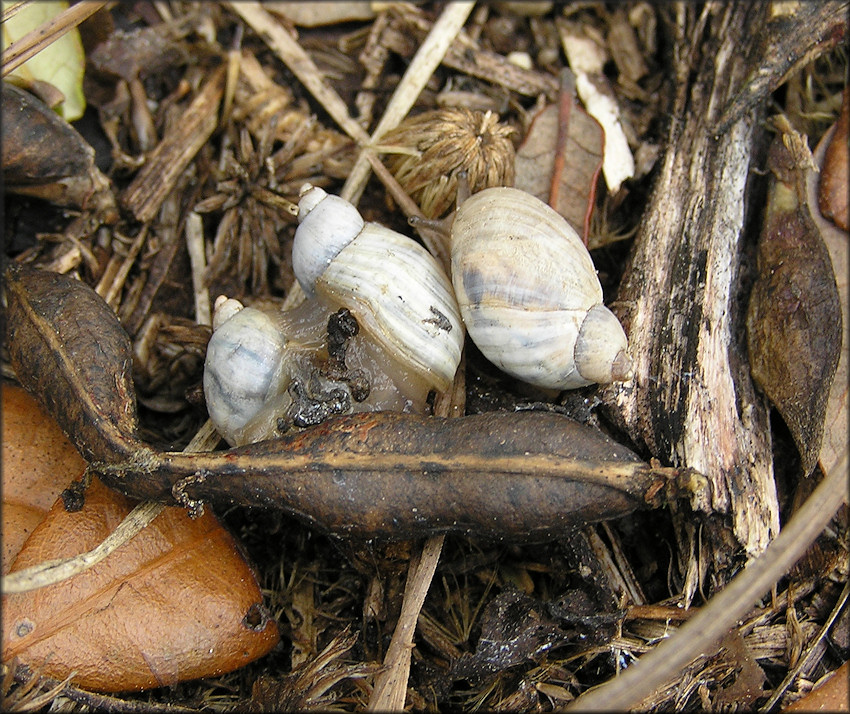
[[204, 186, 464, 446], [203, 296, 323, 445], [450, 187, 632, 390]]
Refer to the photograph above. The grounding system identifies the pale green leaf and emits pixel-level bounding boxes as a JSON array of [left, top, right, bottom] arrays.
[[2, 1, 86, 121]]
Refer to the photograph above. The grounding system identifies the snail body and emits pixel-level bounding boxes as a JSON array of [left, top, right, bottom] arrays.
[[451, 187, 632, 389], [204, 187, 464, 446]]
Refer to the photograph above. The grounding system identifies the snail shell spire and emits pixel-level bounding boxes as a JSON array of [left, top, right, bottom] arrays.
[[293, 184, 364, 298]]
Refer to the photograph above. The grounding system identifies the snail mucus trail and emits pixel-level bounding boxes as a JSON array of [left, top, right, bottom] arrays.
[[204, 184, 634, 446]]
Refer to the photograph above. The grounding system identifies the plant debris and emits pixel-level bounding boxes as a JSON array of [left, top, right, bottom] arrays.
[[380, 107, 516, 219], [746, 116, 842, 477], [1, 82, 117, 223], [2, 1, 847, 711], [514, 90, 604, 245]]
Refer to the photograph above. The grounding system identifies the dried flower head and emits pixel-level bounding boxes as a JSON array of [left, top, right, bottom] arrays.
[[194, 117, 297, 295], [381, 108, 516, 219], [194, 58, 356, 296]]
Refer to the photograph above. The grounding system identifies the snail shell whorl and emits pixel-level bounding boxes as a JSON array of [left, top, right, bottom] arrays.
[[451, 186, 631, 390], [212, 296, 245, 330], [203, 306, 288, 443], [293, 186, 464, 393], [318, 222, 463, 392], [293, 185, 364, 298]]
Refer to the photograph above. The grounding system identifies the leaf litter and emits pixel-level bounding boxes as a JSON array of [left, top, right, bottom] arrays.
[[1, 2, 848, 711]]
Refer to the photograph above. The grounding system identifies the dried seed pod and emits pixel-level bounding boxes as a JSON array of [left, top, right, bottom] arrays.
[[1, 82, 118, 224], [4, 264, 142, 464], [93, 410, 681, 541], [746, 118, 842, 476], [381, 108, 516, 218], [451, 187, 632, 389]]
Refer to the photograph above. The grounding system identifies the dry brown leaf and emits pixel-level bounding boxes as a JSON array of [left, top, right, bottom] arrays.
[[783, 661, 850, 712], [810, 120, 849, 478], [514, 100, 603, 245], [746, 118, 842, 476], [818, 235, 848, 476], [450, 587, 576, 683], [1, 478, 279, 692], [1, 385, 87, 574], [87, 24, 185, 81]]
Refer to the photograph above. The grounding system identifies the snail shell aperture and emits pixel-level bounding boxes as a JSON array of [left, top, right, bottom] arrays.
[[450, 187, 632, 390]]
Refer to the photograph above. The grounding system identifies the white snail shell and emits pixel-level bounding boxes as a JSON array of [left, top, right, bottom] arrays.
[[450, 187, 632, 390], [204, 187, 465, 445], [294, 185, 464, 393], [203, 301, 292, 445]]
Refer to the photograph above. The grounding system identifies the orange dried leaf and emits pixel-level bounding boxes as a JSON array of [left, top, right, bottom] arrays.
[[2, 384, 87, 573], [2, 478, 279, 692]]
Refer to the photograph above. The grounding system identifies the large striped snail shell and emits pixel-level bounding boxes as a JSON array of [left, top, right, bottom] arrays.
[[293, 185, 464, 394], [450, 187, 632, 390]]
